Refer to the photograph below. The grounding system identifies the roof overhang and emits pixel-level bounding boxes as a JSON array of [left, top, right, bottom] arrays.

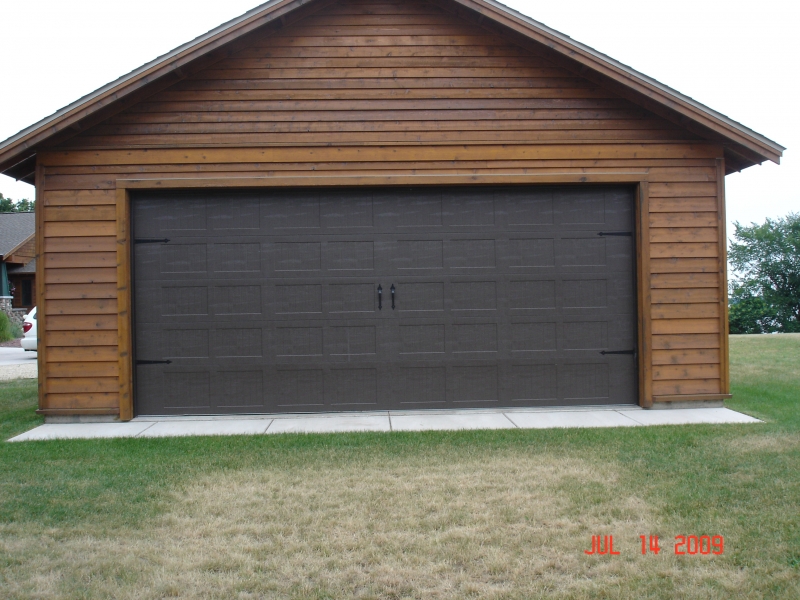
[[0, 0, 784, 183]]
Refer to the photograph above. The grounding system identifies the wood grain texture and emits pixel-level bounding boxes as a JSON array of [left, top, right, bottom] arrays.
[[636, 182, 653, 407], [35, 163, 47, 412], [717, 158, 731, 395], [116, 189, 134, 421], [36, 0, 731, 414]]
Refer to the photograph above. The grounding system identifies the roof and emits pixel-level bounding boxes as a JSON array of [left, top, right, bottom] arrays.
[[0, 0, 785, 182], [7, 257, 36, 275], [0, 212, 35, 258]]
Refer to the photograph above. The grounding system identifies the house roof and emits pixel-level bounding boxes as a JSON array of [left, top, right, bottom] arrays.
[[7, 257, 36, 275], [0, 0, 785, 183], [0, 212, 35, 259]]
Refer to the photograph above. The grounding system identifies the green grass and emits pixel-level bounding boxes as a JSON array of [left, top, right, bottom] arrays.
[[0, 335, 798, 599]]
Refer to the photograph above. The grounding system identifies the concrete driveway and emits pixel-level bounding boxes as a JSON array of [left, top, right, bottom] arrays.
[[0, 347, 37, 366], [0, 347, 37, 381]]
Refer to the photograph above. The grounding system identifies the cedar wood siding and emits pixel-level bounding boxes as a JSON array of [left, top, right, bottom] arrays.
[[35, 0, 728, 417]]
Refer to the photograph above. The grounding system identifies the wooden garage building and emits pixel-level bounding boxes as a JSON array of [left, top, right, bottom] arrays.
[[0, 0, 784, 420]]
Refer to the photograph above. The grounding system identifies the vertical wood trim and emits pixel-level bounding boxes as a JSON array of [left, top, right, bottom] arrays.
[[34, 162, 48, 412], [116, 188, 133, 420], [716, 158, 730, 394], [636, 181, 653, 407]]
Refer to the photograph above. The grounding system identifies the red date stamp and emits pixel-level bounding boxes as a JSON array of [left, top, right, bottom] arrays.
[[584, 535, 724, 556]]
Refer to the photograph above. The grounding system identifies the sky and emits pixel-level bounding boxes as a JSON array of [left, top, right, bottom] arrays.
[[0, 0, 796, 233]]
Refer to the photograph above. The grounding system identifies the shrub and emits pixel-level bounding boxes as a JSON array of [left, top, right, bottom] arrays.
[[0, 312, 15, 342]]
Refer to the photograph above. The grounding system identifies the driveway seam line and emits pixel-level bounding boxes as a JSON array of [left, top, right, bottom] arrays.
[[135, 422, 157, 437], [502, 412, 520, 428]]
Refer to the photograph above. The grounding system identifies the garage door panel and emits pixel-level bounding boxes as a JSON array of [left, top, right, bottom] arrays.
[[495, 189, 555, 228], [215, 370, 266, 410], [508, 363, 558, 403], [274, 368, 325, 410], [133, 185, 637, 415], [326, 367, 379, 408], [261, 191, 322, 231], [320, 189, 375, 229], [392, 365, 448, 407], [450, 364, 500, 404], [443, 191, 496, 228], [272, 282, 323, 316], [212, 284, 263, 316], [374, 189, 444, 229], [207, 196, 261, 231]]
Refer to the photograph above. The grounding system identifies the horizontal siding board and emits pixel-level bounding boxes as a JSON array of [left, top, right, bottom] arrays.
[[231, 44, 533, 58], [652, 334, 720, 350], [651, 273, 720, 288], [650, 242, 718, 259], [45, 268, 118, 284], [651, 318, 720, 335], [206, 55, 575, 69], [45, 283, 118, 300], [44, 206, 117, 221], [45, 160, 719, 176], [652, 303, 719, 319], [650, 259, 719, 275], [649, 182, 717, 197], [45, 252, 117, 269], [244, 35, 523, 48], [649, 227, 718, 243], [44, 190, 117, 205], [97, 118, 675, 135], [653, 364, 720, 380], [652, 349, 720, 365], [652, 379, 721, 395], [40, 144, 722, 167], [47, 346, 119, 361], [47, 315, 117, 330], [44, 393, 119, 410], [43, 236, 117, 253], [47, 362, 119, 378], [130, 98, 632, 113], [650, 212, 717, 228], [44, 221, 116, 237], [47, 331, 119, 346], [46, 299, 118, 316], [649, 197, 718, 212], [69, 129, 699, 147], [650, 288, 720, 303], [47, 377, 118, 394]]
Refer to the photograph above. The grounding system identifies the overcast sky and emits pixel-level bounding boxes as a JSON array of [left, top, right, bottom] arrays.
[[0, 0, 796, 232]]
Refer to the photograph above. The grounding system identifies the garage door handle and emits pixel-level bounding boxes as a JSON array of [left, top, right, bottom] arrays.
[[134, 238, 170, 244], [377, 285, 382, 310], [136, 359, 172, 365], [390, 284, 396, 309], [600, 350, 635, 355]]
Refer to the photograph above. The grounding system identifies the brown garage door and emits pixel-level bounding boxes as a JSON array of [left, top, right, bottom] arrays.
[[132, 185, 637, 415]]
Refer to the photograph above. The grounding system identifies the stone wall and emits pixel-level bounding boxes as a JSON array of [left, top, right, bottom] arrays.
[[0, 296, 26, 327]]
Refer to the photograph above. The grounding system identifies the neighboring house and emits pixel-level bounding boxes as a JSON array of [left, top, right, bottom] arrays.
[[0, 212, 36, 311], [0, 0, 784, 421]]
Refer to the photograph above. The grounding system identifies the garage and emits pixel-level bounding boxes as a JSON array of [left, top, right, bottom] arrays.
[[1, 0, 781, 420], [132, 185, 636, 415]]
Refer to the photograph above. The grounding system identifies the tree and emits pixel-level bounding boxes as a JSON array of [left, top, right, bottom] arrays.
[[729, 213, 800, 333], [0, 193, 35, 212]]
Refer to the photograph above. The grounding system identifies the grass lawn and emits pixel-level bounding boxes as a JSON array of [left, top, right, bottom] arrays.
[[1, 335, 798, 599]]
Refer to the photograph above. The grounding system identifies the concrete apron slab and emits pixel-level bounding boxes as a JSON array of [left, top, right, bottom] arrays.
[[8, 406, 762, 442]]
